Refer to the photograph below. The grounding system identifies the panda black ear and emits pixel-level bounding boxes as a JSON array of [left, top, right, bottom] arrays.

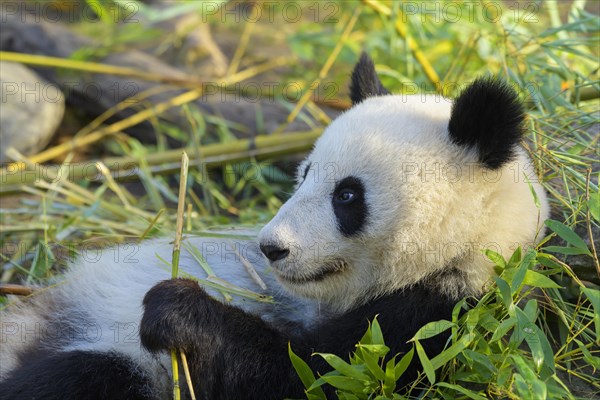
[[350, 52, 390, 105], [448, 78, 525, 169]]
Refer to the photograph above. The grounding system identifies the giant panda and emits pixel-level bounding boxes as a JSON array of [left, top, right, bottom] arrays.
[[0, 53, 549, 399]]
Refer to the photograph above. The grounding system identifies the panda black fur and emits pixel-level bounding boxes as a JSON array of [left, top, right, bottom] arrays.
[[0, 53, 549, 399]]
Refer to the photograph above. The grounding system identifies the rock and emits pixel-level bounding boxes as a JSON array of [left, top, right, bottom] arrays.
[[0, 61, 65, 162]]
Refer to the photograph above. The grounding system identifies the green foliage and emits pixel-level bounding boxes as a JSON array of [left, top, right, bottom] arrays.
[[290, 246, 599, 399], [289, 318, 415, 399]]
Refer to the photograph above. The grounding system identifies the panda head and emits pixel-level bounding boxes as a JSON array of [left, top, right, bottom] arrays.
[[259, 53, 549, 311]]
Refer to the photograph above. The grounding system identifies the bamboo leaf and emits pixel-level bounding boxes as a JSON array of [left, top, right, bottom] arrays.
[[315, 353, 370, 381], [543, 246, 591, 255], [491, 317, 516, 343], [415, 341, 435, 385], [319, 375, 370, 392], [494, 277, 514, 312], [357, 346, 386, 381], [394, 347, 414, 380], [289, 344, 326, 398], [435, 382, 487, 400], [544, 220, 591, 255], [485, 249, 506, 269], [588, 190, 600, 222], [370, 317, 385, 346], [581, 288, 600, 344], [430, 335, 471, 370], [507, 247, 522, 269], [409, 320, 455, 341], [523, 270, 562, 289]]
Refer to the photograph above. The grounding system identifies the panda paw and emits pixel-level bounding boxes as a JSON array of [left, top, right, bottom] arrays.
[[140, 278, 218, 352]]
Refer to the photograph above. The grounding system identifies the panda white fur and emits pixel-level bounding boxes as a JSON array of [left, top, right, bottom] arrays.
[[0, 53, 549, 399]]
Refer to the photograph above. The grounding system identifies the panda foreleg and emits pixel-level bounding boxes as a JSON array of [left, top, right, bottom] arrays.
[[140, 278, 307, 400]]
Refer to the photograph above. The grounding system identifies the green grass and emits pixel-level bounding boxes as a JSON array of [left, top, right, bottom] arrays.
[[0, 0, 598, 398]]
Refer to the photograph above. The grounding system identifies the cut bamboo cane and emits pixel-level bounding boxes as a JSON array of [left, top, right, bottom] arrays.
[[0, 130, 322, 191]]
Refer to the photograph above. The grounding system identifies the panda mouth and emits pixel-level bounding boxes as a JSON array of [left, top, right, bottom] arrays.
[[277, 260, 348, 284]]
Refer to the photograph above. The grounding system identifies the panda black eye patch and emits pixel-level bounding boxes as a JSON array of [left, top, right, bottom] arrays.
[[332, 176, 368, 237]]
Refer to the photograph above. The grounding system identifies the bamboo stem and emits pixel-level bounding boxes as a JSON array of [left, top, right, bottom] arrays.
[[172, 153, 189, 279], [0, 283, 34, 296], [0, 51, 201, 87], [0, 130, 322, 190], [169, 152, 190, 400], [170, 349, 181, 400], [230, 245, 267, 290], [180, 351, 197, 400]]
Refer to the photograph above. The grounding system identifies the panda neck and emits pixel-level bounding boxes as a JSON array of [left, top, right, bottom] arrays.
[[420, 266, 482, 300], [326, 266, 479, 315]]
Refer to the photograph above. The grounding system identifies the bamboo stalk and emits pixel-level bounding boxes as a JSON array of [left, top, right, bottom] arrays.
[[171, 153, 189, 279], [0, 51, 201, 87], [140, 209, 166, 240], [170, 350, 180, 400], [0, 130, 322, 190], [7, 88, 204, 166], [230, 245, 267, 290], [169, 152, 190, 400], [0, 283, 35, 296], [180, 351, 197, 400]]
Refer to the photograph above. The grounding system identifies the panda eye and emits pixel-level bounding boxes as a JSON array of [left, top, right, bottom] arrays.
[[336, 190, 355, 204], [332, 176, 367, 237]]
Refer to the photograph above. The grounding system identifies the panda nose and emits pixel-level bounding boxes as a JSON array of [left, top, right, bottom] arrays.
[[260, 244, 290, 262]]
